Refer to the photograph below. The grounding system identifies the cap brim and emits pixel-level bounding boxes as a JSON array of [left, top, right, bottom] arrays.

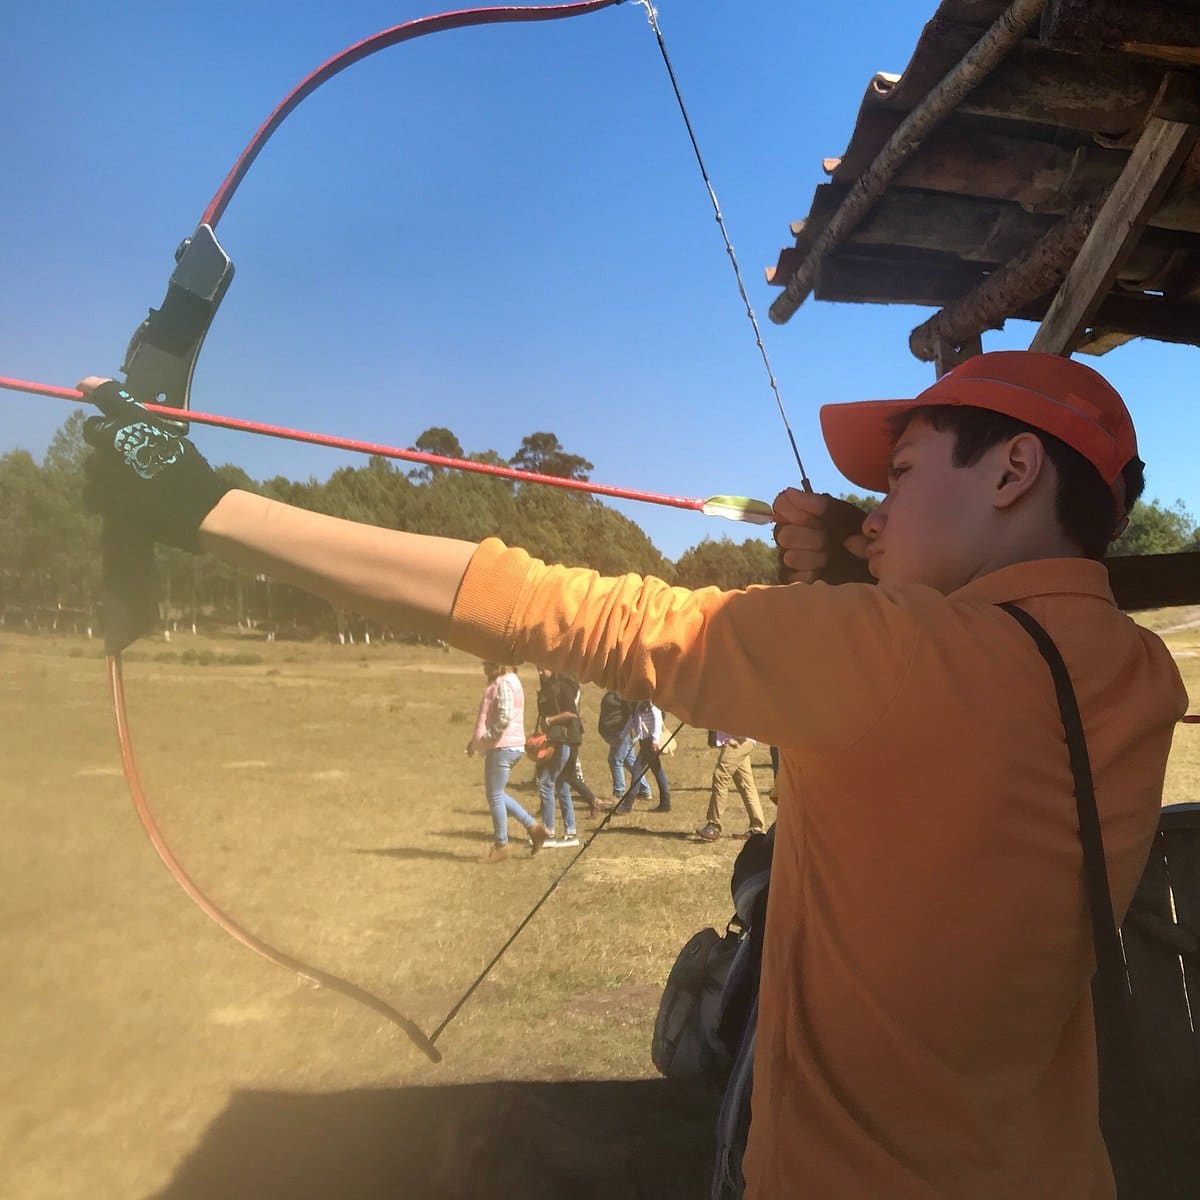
[[819, 398, 927, 495]]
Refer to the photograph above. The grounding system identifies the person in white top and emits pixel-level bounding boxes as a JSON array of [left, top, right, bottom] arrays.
[[615, 700, 670, 813]]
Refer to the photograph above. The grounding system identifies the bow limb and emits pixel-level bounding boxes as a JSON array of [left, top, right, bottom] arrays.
[[202, 1, 628, 229]]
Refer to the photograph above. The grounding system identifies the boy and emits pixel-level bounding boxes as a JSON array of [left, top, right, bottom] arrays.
[[80, 351, 1186, 1197]]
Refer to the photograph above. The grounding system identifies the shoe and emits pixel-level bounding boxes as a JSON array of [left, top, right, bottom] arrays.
[[651, 803, 671, 813], [558, 832, 580, 847], [695, 822, 721, 842], [481, 843, 511, 864], [637, 790, 652, 801], [614, 800, 633, 815], [528, 819, 550, 854]]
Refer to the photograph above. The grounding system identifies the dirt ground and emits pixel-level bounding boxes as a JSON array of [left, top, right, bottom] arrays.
[[2, 621, 1196, 1198], [2, 633, 750, 1198]]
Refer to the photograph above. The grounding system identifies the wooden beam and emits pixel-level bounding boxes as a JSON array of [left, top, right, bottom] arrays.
[[909, 205, 1097, 361], [1030, 111, 1199, 354]]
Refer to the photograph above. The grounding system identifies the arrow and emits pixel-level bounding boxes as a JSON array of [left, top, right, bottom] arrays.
[[1, 374, 775, 525]]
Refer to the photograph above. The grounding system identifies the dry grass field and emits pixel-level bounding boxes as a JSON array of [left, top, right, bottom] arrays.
[[2, 616, 1197, 1199]]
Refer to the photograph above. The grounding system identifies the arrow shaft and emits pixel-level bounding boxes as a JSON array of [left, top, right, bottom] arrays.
[[0, 374, 706, 514]]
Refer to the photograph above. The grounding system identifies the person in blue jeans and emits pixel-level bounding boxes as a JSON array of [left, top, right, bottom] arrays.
[[598, 689, 651, 804], [468, 662, 548, 864], [534, 668, 579, 846], [616, 699, 671, 813]]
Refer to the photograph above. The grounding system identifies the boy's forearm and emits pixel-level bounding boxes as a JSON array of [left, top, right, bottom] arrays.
[[198, 490, 477, 639]]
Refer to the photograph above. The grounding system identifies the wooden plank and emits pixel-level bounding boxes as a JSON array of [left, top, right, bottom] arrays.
[[1042, 0, 1200, 61], [1160, 809, 1200, 1195], [786, 186, 1200, 272], [788, 253, 1200, 357], [1017, 292, 1200, 350], [1030, 115, 1199, 354], [812, 251, 988, 307], [963, 42, 1164, 132], [1104, 552, 1200, 610], [1120, 836, 1195, 1186], [1074, 329, 1137, 356]]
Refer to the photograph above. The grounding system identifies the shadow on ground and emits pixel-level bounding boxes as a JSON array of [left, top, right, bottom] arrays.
[[598, 827, 695, 842], [151, 1078, 720, 1199], [356, 847, 477, 864]]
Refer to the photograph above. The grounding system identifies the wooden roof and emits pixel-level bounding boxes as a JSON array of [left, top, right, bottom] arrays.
[[766, 0, 1200, 363]]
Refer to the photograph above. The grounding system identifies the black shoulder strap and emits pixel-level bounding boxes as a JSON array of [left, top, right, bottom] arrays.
[[998, 603, 1125, 984], [997, 602, 1154, 1195]]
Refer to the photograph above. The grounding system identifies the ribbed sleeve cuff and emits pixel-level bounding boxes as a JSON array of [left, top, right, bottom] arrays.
[[449, 537, 536, 661]]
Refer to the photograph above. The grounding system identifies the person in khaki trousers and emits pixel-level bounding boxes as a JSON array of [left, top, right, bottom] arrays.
[[696, 731, 766, 841]]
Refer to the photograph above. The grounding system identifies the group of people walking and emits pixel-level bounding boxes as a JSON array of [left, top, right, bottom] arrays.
[[468, 666, 674, 862]]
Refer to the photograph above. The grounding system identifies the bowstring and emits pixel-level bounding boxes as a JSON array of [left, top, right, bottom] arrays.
[[635, 0, 811, 492], [435, 0, 809, 1046], [429, 719, 684, 1045]]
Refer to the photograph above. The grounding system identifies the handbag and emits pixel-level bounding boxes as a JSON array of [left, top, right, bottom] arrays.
[[524, 733, 554, 764], [549, 713, 583, 746]]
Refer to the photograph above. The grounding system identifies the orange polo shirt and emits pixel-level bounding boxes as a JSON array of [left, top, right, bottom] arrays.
[[450, 542, 1187, 1198]]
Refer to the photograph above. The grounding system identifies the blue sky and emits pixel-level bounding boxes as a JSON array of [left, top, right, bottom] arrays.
[[3, 1, 1196, 559]]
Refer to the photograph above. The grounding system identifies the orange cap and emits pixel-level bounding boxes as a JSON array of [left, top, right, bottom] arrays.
[[819, 351, 1139, 515]]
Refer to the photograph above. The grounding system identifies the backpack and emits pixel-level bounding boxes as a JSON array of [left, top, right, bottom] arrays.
[[710, 829, 773, 1200], [651, 828, 774, 1200], [598, 691, 631, 741], [650, 925, 739, 1082]]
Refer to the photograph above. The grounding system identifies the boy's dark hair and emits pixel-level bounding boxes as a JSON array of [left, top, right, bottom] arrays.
[[894, 406, 1146, 560]]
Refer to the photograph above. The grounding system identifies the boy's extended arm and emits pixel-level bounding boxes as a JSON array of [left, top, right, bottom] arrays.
[[80, 376, 907, 749], [200, 490, 476, 641]]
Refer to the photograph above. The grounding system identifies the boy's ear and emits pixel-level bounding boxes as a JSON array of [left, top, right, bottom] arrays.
[[992, 433, 1046, 510]]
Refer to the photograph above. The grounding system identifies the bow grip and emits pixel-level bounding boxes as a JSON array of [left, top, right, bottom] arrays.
[[102, 519, 158, 654], [122, 223, 234, 413], [105, 223, 233, 654]]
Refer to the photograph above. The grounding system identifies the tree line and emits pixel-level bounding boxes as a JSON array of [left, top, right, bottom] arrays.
[[1, 415, 777, 638], [2, 414, 1194, 640]]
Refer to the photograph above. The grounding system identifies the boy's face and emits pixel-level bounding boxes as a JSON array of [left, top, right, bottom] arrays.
[[861, 417, 1000, 593]]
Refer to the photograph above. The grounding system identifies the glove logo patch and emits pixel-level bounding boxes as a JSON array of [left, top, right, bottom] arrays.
[[113, 421, 183, 480]]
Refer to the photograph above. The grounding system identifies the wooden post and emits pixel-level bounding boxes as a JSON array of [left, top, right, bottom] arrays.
[[1030, 77, 1199, 354]]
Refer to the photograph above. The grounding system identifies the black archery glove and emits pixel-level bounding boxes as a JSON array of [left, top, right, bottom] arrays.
[[82, 381, 232, 553], [815, 496, 875, 585], [774, 492, 874, 586]]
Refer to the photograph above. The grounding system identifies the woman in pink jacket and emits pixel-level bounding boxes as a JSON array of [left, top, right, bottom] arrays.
[[468, 661, 549, 864]]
